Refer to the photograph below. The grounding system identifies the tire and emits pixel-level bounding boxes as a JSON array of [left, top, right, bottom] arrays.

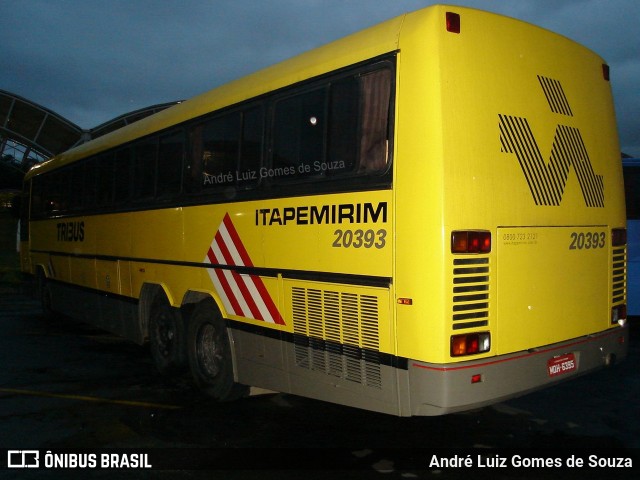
[[148, 296, 186, 375], [186, 299, 248, 401]]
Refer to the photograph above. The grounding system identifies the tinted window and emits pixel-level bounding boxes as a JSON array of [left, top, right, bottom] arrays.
[[132, 139, 157, 200], [238, 106, 263, 189], [270, 66, 392, 183], [358, 69, 392, 173], [157, 131, 184, 197], [97, 153, 114, 206], [114, 148, 132, 204], [273, 87, 326, 181]]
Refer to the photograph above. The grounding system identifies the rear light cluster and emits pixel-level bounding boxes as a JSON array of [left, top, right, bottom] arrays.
[[612, 305, 627, 326], [451, 231, 491, 254], [612, 228, 627, 246], [451, 332, 491, 357]]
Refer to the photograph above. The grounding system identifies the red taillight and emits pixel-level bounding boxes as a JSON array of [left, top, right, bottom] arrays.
[[451, 231, 491, 254], [603, 64, 610, 81], [451, 332, 491, 357], [446, 12, 460, 33], [612, 228, 627, 246]]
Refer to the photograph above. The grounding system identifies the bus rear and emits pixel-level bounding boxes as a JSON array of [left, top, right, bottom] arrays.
[[394, 7, 628, 415]]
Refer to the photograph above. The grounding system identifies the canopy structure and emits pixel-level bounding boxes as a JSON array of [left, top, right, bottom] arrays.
[[0, 89, 85, 167], [0, 89, 180, 188]]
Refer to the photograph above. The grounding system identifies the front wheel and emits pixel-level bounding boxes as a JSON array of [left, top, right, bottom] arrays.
[[186, 299, 248, 401]]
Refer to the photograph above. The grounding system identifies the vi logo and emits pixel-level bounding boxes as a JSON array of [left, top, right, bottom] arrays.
[[499, 75, 604, 207]]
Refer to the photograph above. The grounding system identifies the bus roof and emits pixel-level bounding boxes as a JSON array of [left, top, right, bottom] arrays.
[[25, 4, 602, 180]]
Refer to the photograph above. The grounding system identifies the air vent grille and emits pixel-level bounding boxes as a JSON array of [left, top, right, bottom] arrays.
[[452, 257, 490, 330], [611, 245, 627, 306], [291, 287, 381, 389]]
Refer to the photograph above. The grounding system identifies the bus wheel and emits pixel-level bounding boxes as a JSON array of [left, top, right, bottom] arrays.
[[187, 299, 248, 401], [149, 296, 186, 375]]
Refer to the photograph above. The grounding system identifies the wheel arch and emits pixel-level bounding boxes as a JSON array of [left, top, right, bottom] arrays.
[[138, 283, 174, 344]]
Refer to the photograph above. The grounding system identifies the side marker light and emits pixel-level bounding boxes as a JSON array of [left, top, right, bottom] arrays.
[[446, 12, 460, 33]]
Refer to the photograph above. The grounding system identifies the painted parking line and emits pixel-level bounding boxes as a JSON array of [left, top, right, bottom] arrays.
[[0, 387, 181, 410]]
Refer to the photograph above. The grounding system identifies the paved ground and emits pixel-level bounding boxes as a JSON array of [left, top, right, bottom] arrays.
[[0, 287, 638, 479]]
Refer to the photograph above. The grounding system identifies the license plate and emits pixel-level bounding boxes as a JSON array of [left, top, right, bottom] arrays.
[[547, 353, 577, 377]]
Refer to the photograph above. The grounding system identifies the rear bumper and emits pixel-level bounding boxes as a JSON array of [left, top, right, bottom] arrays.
[[407, 325, 629, 416]]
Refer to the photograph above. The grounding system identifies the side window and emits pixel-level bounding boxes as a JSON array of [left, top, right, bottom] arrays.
[[97, 153, 115, 207], [189, 112, 240, 192], [46, 170, 70, 214], [83, 157, 98, 208], [358, 69, 391, 173], [132, 139, 157, 200], [70, 163, 85, 210], [270, 65, 393, 184], [238, 106, 263, 189], [273, 87, 326, 180], [328, 76, 359, 173], [114, 148, 132, 204], [358, 69, 392, 173], [205, 112, 240, 189], [157, 131, 184, 197]]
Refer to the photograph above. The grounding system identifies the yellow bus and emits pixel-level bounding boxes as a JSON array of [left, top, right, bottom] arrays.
[[19, 5, 628, 415]]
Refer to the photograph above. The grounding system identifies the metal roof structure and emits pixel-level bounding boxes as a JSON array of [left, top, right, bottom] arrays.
[[0, 89, 180, 168], [0, 89, 86, 166]]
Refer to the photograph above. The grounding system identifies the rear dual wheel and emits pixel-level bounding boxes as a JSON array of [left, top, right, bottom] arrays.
[[186, 298, 248, 401]]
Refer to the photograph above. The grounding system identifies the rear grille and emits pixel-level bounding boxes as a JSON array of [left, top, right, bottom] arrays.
[[291, 287, 381, 389], [611, 245, 627, 306], [452, 257, 490, 330]]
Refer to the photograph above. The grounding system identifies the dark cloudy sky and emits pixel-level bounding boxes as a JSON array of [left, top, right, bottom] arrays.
[[1, 0, 638, 155]]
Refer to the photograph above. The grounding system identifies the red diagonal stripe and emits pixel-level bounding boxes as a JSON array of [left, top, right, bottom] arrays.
[[250, 275, 285, 325], [207, 246, 242, 316], [233, 271, 265, 321], [214, 268, 243, 316], [211, 238, 265, 320], [214, 231, 234, 266], [223, 213, 253, 267]]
